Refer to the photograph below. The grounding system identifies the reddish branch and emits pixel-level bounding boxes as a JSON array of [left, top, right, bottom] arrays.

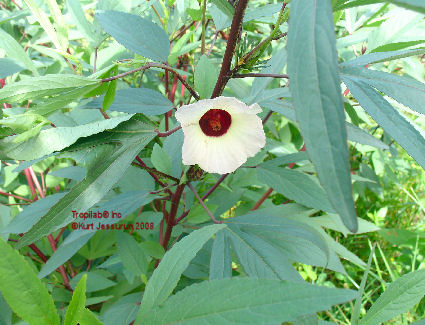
[[211, 0, 249, 98], [161, 184, 185, 251], [100, 62, 200, 100], [0, 191, 32, 202], [251, 187, 273, 211]]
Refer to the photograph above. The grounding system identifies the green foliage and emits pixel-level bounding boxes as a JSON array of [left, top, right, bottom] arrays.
[[0, 238, 60, 325], [287, 0, 358, 232], [0, 0, 424, 323]]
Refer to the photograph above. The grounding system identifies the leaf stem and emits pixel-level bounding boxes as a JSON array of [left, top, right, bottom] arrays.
[[201, 0, 207, 54], [0, 191, 32, 202], [155, 125, 182, 137], [175, 173, 228, 223], [100, 62, 200, 100], [251, 187, 273, 211], [187, 182, 222, 224], [231, 73, 289, 79]]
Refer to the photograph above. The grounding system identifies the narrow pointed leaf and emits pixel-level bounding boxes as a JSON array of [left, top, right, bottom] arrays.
[[342, 77, 425, 170], [0, 74, 99, 104], [64, 274, 87, 325], [340, 48, 425, 67], [16, 120, 155, 249], [0, 115, 132, 160], [360, 269, 425, 325], [258, 166, 334, 213], [135, 224, 226, 324], [143, 278, 357, 325], [209, 230, 232, 280], [287, 0, 357, 232], [0, 238, 60, 325], [341, 66, 425, 115]]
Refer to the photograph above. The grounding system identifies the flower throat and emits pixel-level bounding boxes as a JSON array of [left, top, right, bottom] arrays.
[[199, 109, 232, 136]]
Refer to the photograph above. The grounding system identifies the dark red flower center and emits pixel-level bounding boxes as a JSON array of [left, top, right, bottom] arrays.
[[199, 109, 232, 137]]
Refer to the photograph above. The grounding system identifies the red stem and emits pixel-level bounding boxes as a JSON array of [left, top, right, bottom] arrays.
[[0, 191, 32, 202], [161, 184, 185, 251], [251, 188, 273, 211], [211, 0, 249, 98]]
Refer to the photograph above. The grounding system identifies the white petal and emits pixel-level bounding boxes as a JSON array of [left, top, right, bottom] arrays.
[[175, 99, 215, 126], [177, 97, 266, 174]]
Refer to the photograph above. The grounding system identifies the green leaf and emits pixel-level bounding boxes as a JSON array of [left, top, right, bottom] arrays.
[[168, 28, 195, 66], [2, 192, 66, 235], [371, 40, 425, 53], [134, 224, 226, 324], [67, 0, 96, 44], [117, 232, 148, 276], [102, 79, 117, 112], [341, 66, 425, 115], [86, 88, 173, 115], [0, 114, 132, 160], [360, 269, 425, 325], [387, 0, 425, 14], [46, 0, 69, 50], [342, 77, 425, 171], [23, 0, 64, 50], [48, 166, 86, 181], [351, 245, 375, 325], [0, 29, 38, 76], [64, 274, 87, 325], [77, 308, 104, 325], [0, 238, 60, 325], [0, 58, 24, 78], [346, 123, 389, 149], [209, 230, 232, 280], [340, 48, 425, 67], [70, 272, 115, 292], [194, 55, 220, 99], [29, 83, 101, 116], [38, 191, 156, 278], [16, 120, 156, 249], [95, 10, 169, 62], [101, 293, 141, 325], [143, 278, 358, 324], [225, 208, 331, 269], [287, 0, 358, 232], [0, 291, 12, 325], [151, 143, 172, 175], [226, 226, 303, 282], [258, 166, 335, 213], [0, 74, 99, 104]]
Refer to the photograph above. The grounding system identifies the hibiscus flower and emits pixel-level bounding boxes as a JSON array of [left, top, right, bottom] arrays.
[[175, 96, 266, 174]]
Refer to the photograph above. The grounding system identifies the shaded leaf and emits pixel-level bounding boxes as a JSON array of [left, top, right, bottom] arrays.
[[287, 0, 357, 232], [96, 10, 169, 62]]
